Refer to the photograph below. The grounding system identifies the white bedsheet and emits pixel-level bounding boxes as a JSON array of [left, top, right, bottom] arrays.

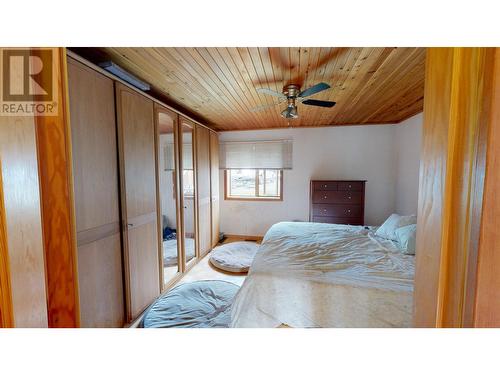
[[230, 222, 415, 328]]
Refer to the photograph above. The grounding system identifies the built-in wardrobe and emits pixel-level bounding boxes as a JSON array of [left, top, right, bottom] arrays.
[[67, 54, 220, 327]]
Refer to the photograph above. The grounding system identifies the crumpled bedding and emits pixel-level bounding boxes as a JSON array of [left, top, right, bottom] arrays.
[[142, 280, 240, 328], [230, 222, 415, 328], [163, 238, 195, 267]]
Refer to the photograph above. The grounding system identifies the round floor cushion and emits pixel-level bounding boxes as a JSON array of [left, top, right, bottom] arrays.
[[209, 241, 260, 273], [142, 280, 239, 328]]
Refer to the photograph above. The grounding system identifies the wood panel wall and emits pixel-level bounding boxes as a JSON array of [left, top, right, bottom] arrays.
[[116, 82, 160, 322], [414, 47, 495, 327], [209, 132, 220, 247], [195, 125, 212, 257], [67, 58, 125, 327]]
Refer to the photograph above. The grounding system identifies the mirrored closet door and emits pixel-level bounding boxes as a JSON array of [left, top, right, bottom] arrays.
[[180, 118, 198, 269], [155, 104, 182, 289]]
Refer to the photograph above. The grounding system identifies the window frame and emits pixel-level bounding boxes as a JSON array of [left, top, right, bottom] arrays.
[[224, 169, 283, 201]]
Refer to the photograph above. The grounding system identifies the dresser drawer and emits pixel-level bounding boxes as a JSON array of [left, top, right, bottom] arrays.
[[312, 190, 363, 204], [312, 204, 362, 218], [312, 181, 338, 191], [338, 181, 364, 191], [311, 216, 363, 225]]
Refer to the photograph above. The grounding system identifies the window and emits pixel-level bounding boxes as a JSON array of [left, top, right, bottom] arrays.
[[225, 169, 282, 200]]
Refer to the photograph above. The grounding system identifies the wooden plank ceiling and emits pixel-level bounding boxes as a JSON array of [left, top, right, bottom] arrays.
[[90, 48, 426, 131]]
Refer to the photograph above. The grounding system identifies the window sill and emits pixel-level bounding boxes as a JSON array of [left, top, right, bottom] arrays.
[[225, 196, 282, 202]]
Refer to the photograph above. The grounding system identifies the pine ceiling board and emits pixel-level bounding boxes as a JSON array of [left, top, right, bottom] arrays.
[[339, 47, 422, 123], [355, 48, 426, 123], [261, 47, 292, 127], [168, 46, 245, 127], [318, 48, 361, 124], [367, 77, 425, 123], [235, 47, 276, 128], [94, 47, 425, 130], [309, 47, 335, 125], [363, 63, 426, 123], [110, 48, 207, 111], [323, 48, 383, 125], [300, 47, 323, 123], [227, 48, 273, 128], [161, 48, 245, 126], [107, 47, 225, 126], [217, 47, 268, 128], [333, 47, 396, 123], [177, 47, 252, 127], [315, 48, 351, 125], [200, 48, 261, 129], [248, 48, 282, 127], [186, 47, 258, 127]]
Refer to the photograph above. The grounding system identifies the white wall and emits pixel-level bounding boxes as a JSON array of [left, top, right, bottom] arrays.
[[394, 113, 423, 215], [218, 113, 423, 237]]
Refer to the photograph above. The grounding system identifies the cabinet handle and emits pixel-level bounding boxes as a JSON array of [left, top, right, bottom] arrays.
[[324, 184, 327, 188], [324, 195, 327, 199], [323, 209, 327, 212], [348, 184, 352, 188], [347, 209, 351, 213], [348, 196, 351, 199]]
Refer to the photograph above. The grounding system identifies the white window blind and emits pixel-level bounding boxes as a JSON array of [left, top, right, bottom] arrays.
[[219, 140, 293, 169]]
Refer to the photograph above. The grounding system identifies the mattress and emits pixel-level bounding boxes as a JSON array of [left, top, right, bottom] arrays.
[[230, 222, 415, 328], [163, 238, 195, 267]]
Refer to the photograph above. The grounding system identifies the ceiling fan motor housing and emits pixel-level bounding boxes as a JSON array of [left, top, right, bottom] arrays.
[[283, 84, 300, 98]]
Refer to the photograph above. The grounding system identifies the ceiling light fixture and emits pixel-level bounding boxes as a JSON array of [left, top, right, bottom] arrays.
[[99, 61, 151, 91]]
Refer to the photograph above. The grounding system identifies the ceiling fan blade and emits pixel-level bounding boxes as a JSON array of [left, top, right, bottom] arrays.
[[250, 101, 283, 113], [298, 82, 331, 98], [301, 99, 336, 108], [256, 87, 285, 98]]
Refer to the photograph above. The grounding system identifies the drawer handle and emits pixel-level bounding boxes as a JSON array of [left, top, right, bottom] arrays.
[[347, 209, 351, 213], [324, 184, 327, 188], [348, 196, 351, 199], [323, 209, 327, 212], [348, 184, 352, 188], [324, 195, 327, 199]]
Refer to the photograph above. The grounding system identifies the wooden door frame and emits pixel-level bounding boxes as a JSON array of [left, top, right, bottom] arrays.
[[34, 47, 80, 327], [414, 47, 496, 327], [0, 159, 14, 328], [178, 117, 199, 273], [153, 103, 183, 292]]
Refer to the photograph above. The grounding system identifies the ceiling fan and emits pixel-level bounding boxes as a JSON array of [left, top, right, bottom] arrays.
[[252, 82, 336, 119]]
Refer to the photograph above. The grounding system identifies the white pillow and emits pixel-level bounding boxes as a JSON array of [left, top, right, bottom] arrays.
[[395, 224, 417, 255], [375, 214, 417, 241]]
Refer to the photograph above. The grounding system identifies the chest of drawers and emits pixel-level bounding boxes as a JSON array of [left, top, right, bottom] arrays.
[[309, 180, 366, 225]]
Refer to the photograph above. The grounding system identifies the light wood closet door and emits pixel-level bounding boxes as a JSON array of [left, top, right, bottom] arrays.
[[116, 83, 160, 321], [209, 132, 220, 248], [195, 125, 212, 257], [67, 59, 124, 327]]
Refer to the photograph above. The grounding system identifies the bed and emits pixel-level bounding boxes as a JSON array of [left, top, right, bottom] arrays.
[[163, 238, 195, 267], [230, 222, 415, 328]]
